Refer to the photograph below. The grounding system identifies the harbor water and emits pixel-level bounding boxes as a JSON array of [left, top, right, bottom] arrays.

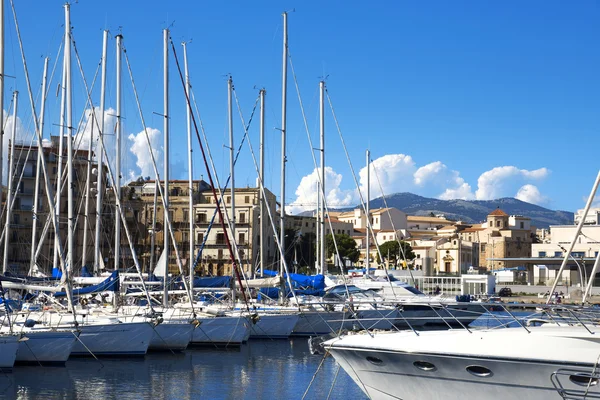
[[0, 338, 366, 400]]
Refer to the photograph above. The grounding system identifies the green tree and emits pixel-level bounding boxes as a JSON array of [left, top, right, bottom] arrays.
[[325, 233, 360, 263], [379, 240, 416, 265]]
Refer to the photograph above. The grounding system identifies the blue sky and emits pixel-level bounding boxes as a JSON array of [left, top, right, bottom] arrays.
[[4, 0, 599, 216]]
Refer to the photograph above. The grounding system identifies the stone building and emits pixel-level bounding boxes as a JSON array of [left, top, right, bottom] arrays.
[[2, 136, 108, 274]]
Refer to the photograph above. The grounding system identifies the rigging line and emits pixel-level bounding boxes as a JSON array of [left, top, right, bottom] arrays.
[[325, 88, 391, 286], [231, 86, 301, 307], [71, 33, 156, 314], [8, 0, 76, 316], [120, 40, 196, 314], [168, 38, 250, 312], [371, 159, 417, 288], [288, 52, 371, 330], [189, 89, 259, 285]]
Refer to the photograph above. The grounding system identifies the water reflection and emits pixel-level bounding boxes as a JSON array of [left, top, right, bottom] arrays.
[[0, 339, 366, 400]]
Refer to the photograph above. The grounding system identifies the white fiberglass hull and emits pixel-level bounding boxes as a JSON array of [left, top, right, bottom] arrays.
[[191, 315, 251, 346], [71, 321, 153, 357], [0, 335, 19, 371], [149, 322, 194, 351], [249, 314, 300, 339], [326, 326, 600, 400], [15, 330, 76, 364], [292, 311, 349, 336]]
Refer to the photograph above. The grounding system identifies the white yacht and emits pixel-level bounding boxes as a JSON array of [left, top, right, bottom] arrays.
[[21, 311, 154, 357], [6, 327, 76, 365], [325, 322, 600, 399], [0, 334, 19, 371]]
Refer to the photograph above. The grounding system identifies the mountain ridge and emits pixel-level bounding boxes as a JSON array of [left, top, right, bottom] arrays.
[[298, 192, 574, 228]]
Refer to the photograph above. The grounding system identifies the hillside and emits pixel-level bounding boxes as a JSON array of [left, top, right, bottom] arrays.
[[301, 193, 574, 228]]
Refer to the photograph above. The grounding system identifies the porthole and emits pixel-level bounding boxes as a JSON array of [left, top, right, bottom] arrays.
[[366, 356, 383, 365], [466, 365, 492, 377], [569, 374, 599, 387], [413, 361, 436, 371]]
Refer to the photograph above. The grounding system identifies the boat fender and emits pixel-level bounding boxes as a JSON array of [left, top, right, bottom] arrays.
[[79, 298, 88, 306], [24, 319, 37, 328], [351, 272, 358, 277], [250, 313, 260, 325], [191, 319, 201, 328]]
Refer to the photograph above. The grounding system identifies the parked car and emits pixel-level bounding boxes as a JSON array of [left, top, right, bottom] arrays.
[[498, 287, 512, 297]]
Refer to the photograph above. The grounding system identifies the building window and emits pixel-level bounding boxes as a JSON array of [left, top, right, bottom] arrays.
[[239, 213, 246, 224], [217, 249, 223, 259], [238, 232, 245, 245], [216, 233, 225, 245], [496, 221, 500, 227], [481, 244, 486, 252], [226, 196, 231, 204], [245, 196, 250, 204], [197, 232, 204, 243], [183, 232, 188, 242], [196, 213, 207, 223], [571, 252, 585, 258], [554, 251, 562, 257], [520, 221, 524, 229], [539, 251, 546, 257], [183, 208, 189, 222], [305, 222, 308, 227]]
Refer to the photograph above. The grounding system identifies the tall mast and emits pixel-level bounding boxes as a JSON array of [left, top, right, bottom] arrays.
[[94, 30, 109, 275], [29, 58, 49, 275], [0, 0, 4, 216], [365, 149, 370, 271], [3, 91, 17, 273], [316, 180, 320, 270], [280, 11, 288, 276], [183, 42, 194, 286], [149, 181, 157, 272], [319, 80, 325, 275], [82, 101, 95, 268], [163, 28, 169, 307], [228, 76, 235, 276], [65, 4, 74, 277], [53, 44, 67, 273], [259, 88, 265, 277], [114, 33, 123, 272]]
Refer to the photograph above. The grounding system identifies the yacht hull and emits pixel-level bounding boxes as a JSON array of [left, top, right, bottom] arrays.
[[327, 326, 600, 400], [149, 322, 194, 351], [190, 316, 250, 347], [329, 347, 600, 400], [0, 335, 19, 371], [71, 322, 153, 357], [249, 314, 300, 339], [15, 330, 76, 365], [291, 311, 348, 336]]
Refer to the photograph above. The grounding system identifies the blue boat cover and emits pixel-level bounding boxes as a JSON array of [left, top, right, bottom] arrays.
[[262, 269, 325, 290], [192, 276, 231, 288], [80, 266, 93, 277], [52, 267, 63, 279], [54, 271, 120, 297]]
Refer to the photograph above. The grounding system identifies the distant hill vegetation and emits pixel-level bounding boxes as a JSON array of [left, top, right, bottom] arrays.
[[300, 192, 574, 229]]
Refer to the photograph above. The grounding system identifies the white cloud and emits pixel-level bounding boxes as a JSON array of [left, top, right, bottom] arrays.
[[289, 155, 552, 214], [439, 183, 474, 200], [287, 166, 354, 215], [515, 184, 548, 205], [359, 154, 417, 201], [475, 166, 549, 200], [127, 127, 163, 181], [2, 110, 32, 182], [414, 161, 474, 199]]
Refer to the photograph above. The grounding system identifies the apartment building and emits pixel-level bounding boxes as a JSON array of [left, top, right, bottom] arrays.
[[3, 136, 108, 274]]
